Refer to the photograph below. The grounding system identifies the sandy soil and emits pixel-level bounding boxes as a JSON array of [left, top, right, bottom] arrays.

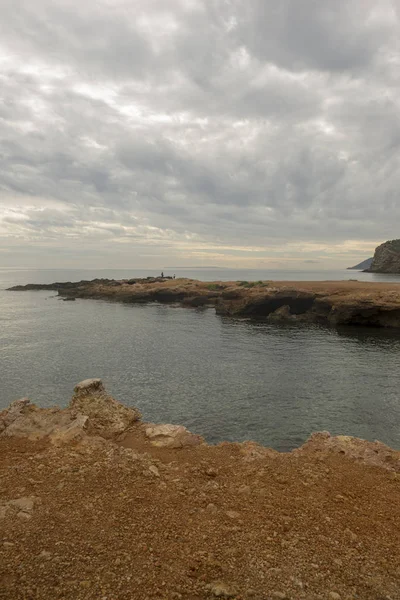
[[1, 429, 400, 600]]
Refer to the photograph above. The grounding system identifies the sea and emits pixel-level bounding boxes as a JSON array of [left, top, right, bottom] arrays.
[[1, 267, 400, 452]]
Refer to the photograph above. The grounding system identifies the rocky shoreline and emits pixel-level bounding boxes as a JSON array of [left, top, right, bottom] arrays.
[[8, 277, 400, 328], [1, 379, 400, 599]]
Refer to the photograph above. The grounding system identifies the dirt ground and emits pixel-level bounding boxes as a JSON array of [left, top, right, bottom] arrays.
[[1, 431, 400, 600]]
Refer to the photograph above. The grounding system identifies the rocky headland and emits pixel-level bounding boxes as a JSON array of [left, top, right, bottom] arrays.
[[366, 239, 400, 274], [347, 258, 373, 270], [1, 379, 400, 599], [9, 277, 400, 328]]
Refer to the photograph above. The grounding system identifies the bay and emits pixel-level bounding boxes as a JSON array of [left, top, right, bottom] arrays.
[[1, 267, 400, 451]]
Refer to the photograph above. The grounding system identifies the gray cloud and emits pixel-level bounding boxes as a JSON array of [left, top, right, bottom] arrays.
[[0, 0, 399, 268]]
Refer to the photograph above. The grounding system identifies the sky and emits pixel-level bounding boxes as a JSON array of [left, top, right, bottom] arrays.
[[0, 0, 399, 270]]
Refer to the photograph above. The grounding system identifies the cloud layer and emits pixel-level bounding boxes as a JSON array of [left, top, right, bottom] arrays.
[[1, 0, 399, 268]]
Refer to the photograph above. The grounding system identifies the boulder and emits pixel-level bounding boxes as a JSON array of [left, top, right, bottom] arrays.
[[145, 423, 204, 448], [69, 379, 141, 438]]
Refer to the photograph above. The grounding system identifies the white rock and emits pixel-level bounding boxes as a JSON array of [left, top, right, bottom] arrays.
[[145, 423, 203, 449], [148, 465, 160, 478]]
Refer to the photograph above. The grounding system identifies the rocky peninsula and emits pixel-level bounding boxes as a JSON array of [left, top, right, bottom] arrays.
[[1, 378, 400, 600], [9, 277, 400, 328]]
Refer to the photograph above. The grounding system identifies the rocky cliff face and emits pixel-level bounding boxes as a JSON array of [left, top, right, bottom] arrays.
[[368, 239, 400, 273]]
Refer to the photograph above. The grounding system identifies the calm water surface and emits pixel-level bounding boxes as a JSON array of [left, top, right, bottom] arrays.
[[1, 268, 400, 451]]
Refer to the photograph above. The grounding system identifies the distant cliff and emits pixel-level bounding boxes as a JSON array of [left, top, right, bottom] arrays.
[[347, 257, 373, 270], [367, 240, 400, 273]]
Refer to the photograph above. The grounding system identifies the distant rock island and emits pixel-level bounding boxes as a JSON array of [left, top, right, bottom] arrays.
[[347, 257, 373, 270], [366, 239, 400, 273]]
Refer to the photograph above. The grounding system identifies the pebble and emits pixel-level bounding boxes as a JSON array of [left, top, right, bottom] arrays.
[[272, 592, 287, 599], [205, 468, 218, 478], [3, 542, 15, 549], [17, 511, 32, 520], [149, 465, 160, 478], [226, 510, 240, 520], [329, 593, 341, 600], [207, 582, 236, 598]]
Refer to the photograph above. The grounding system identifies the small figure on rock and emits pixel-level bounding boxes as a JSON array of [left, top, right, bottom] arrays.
[[161, 271, 164, 278]]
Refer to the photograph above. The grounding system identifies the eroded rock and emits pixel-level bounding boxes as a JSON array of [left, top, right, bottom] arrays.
[[145, 423, 204, 448], [49, 414, 89, 445], [1, 380, 141, 442], [0, 397, 30, 433], [70, 379, 141, 439], [296, 431, 400, 472], [1, 404, 74, 440]]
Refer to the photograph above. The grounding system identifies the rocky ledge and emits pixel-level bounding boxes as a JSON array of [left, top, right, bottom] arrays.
[[9, 277, 400, 328], [1, 379, 400, 600]]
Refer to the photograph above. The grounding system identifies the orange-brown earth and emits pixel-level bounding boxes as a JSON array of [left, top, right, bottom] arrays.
[[9, 278, 400, 328], [1, 380, 400, 600]]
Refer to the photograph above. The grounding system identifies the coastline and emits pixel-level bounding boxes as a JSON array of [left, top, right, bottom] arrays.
[[1, 379, 400, 599], [8, 276, 400, 328]]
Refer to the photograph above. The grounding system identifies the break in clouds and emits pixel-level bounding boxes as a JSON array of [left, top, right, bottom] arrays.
[[0, 0, 400, 268]]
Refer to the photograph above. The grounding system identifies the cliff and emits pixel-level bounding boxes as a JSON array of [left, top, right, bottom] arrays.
[[1, 379, 400, 599], [9, 277, 400, 328], [367, 239, 400, 273]]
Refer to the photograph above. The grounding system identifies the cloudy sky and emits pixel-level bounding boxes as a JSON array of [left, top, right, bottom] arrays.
[[1, 0, 399, 270]]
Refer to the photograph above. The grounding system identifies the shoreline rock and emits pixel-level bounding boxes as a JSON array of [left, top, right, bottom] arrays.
[[1, 379, 399, 470], [8, 277, 400, 328], [1, 379, 400, 599]]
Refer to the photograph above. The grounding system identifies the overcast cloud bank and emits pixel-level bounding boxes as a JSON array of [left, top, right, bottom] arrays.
[[0, 0, 399, 268]]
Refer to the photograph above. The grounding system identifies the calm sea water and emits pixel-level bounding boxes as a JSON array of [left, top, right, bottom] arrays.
[[1, 268, 400, 451]]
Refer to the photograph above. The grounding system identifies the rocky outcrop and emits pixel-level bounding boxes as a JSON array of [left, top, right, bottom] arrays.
[[0, 379, 141, 443], [70, 378, 141, 438], [0, 401, 80, 441], [295, 431, 400, 472], [8, 277, 400, 328], [367, 239, 400, 273]]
